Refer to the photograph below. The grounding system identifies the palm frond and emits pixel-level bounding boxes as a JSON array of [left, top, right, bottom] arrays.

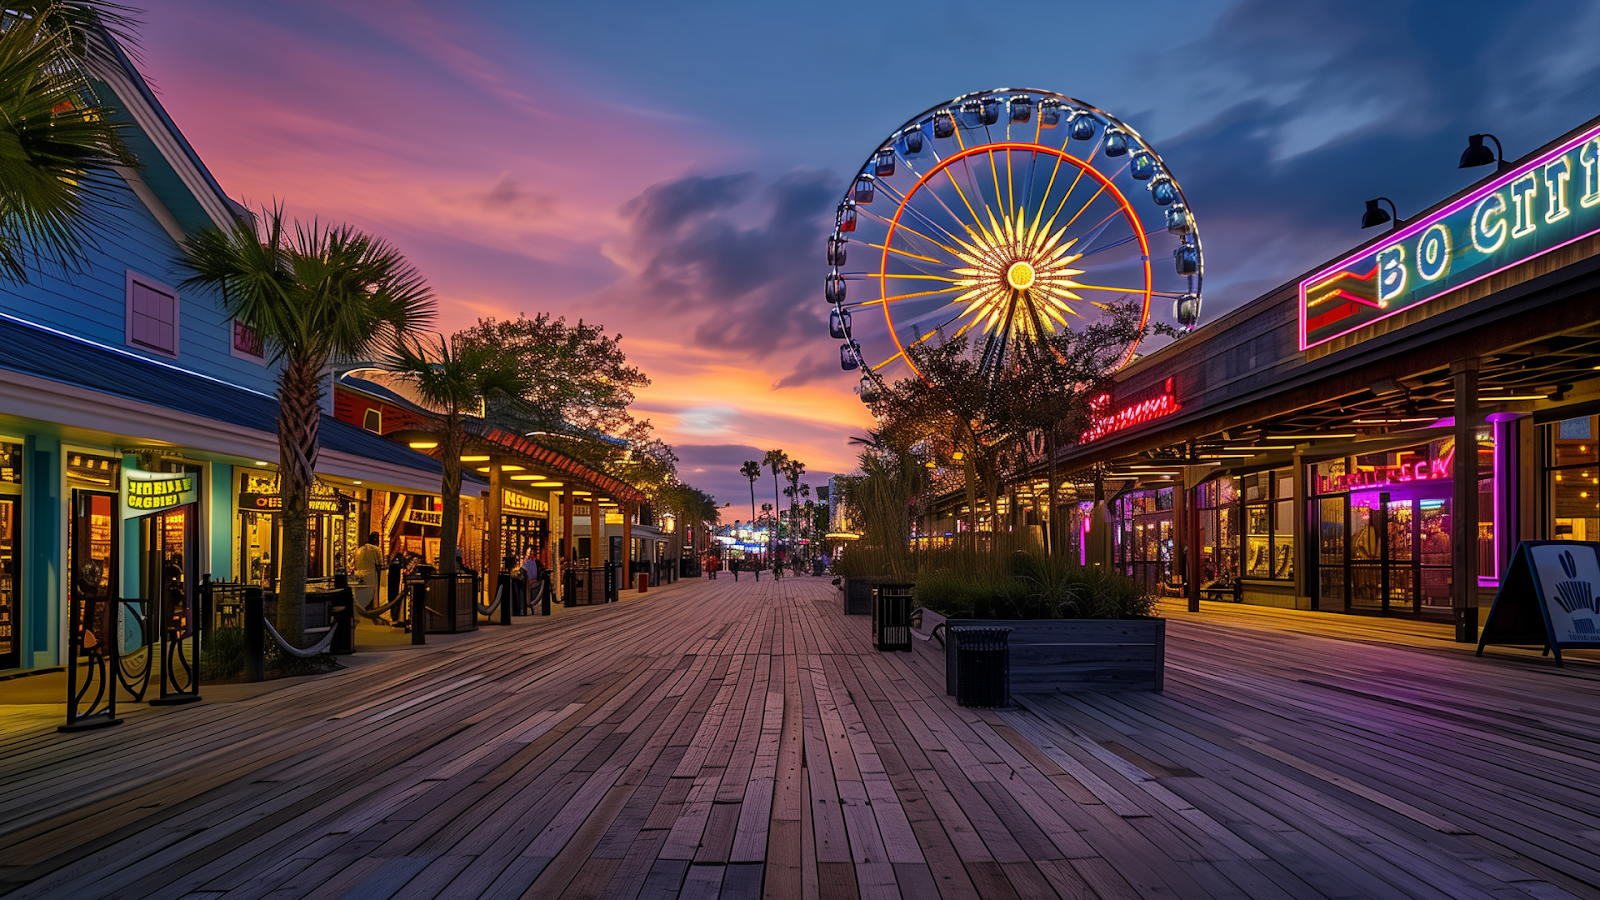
[[0, 11, 133, 282]]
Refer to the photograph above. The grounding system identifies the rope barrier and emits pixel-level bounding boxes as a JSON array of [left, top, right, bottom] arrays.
[[354, 593, 406, 622], [477, 586, 504, 617], [262, 617, 339, 658]]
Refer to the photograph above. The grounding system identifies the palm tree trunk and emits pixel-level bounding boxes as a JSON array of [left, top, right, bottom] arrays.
[[772, 471, 781, 561], [275, 352, 324, 645], [748, 481, 756, 535], [438, 412, 463, 575]]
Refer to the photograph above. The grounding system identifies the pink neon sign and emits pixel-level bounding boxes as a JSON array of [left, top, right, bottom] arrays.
[[1318, 448, 1455, 494], [1083, 377, 1182, 443]]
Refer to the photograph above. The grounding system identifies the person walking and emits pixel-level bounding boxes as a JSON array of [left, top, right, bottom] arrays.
[[521, 546, 541, 615], [350, 532, 384, 615], [774, 558, 784, 581], [730, 557, 740, 582]]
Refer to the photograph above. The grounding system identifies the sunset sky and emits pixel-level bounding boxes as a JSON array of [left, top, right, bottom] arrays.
[[137, 0, 1600, 506]]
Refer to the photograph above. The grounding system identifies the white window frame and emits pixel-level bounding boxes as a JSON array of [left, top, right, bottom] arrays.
[[125, 271, 180, 360], [229, 318, 266, 364]]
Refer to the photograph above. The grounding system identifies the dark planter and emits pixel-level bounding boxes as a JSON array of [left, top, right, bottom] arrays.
[[942, 617, 1164, 692]]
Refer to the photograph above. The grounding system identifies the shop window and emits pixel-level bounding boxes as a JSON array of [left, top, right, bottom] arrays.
[[126, 272, 179, 359], [231, 320, 265, 362], [1548, 415, 1600, 542], [1241, 468, 1294, 581], [1108, 486, 1174, 594], [1195, 478, 1237, 585]]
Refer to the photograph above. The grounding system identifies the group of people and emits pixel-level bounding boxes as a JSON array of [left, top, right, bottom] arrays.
[[703, 556, 788, 582]]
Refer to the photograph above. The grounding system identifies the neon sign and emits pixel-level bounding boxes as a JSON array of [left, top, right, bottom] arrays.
[[1082, 377, 1182, 443], [1318, 448, 1455, 493], [1300, 119, 1600, 350]]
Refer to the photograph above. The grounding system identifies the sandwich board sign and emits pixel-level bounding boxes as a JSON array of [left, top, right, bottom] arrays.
[[1477, 541, 1600, 666]]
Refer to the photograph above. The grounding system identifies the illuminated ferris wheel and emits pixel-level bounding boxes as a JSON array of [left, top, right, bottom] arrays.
[[826, 88, 1204, 396]]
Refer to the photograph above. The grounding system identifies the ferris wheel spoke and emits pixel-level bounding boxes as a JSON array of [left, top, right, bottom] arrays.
[[852, 284, 965, 308], [856, 205, 963, 258], [1078, 231, 1143, 258], [873, 178, 984, 258]]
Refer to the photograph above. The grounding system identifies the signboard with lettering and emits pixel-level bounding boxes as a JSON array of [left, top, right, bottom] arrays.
[[1478, 541, 1600, 665], [1082, 377, 1182, 443], [405, 509, 443, 527], [1301, 121, 1600, 350], [502, 491, 549, 516], [239, 481, 346, 516], [122, 469, 197, 519], [1316, 448, 1454, 493]]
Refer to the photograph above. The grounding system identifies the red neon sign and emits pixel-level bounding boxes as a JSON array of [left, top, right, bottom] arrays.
[[1318, 448, 1454, 493], [1082, 377, 1182, 443]]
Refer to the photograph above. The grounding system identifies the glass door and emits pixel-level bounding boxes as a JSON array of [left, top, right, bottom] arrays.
[[0, 496, 18, 670], [70, 490, 118, 658], [1418, 498, 1452, 612], [1349, 496, 1383, 612], [1316, 496, 1347, 609], [1385, 496, 1416, 615]]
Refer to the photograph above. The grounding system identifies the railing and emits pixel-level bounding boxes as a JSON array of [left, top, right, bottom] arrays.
[[153, 580, 202, 706], [563, 562, 617, 607], [62, 596, 155, 731], [409, 571, 479, 635]]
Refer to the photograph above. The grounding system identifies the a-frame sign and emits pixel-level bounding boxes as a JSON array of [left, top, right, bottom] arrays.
[[1478, 541, 1600, 666]]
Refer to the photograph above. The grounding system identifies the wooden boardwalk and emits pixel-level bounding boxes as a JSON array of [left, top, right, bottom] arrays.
[[1, 577, 1598, 899]]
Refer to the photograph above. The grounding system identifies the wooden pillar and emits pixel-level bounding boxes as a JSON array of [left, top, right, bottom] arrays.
[[590, 496, 604, 568], [621, 502, 633, 580], [1291, 449, 1309, 610], [1185, 471, 1201, 613], [488, 465, 503, 578], [560, 490, 574, 578], [1452, 358, 1480, 643], [1172, 469, 1187, 610]]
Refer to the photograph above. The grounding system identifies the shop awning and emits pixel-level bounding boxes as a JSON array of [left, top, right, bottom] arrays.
[[0, 313, 458, 492]]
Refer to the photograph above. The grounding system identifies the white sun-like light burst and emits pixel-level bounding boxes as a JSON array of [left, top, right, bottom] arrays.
[[947, 207, 1091, 346]]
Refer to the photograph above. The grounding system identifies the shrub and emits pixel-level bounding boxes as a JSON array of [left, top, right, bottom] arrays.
[[200, 626, 246, 681], [915, 549, 1152, 620]]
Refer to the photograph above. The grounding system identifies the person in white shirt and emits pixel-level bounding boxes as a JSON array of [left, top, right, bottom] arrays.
[[350, 532, 384, 613]]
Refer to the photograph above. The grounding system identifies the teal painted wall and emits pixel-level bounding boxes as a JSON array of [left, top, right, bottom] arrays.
[[23, 435, 59, 668], [211, 463, 233, 580]]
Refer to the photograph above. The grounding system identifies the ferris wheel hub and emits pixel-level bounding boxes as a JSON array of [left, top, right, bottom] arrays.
[[1005, 261, 1036, 291]]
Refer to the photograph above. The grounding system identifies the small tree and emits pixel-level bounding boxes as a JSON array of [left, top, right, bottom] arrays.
[[385, 332, 530, 574]]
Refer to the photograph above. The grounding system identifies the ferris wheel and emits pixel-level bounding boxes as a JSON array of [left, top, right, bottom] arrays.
[[826, 88, 1203, 396]]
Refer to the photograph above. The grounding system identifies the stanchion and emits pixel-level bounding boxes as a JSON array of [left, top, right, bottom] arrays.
[[244, 587, 265, 682], [500, 573, 512, 625], [410, 578, 426, 645]]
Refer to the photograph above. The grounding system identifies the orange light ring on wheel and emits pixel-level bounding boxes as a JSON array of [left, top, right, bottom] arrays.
[[879, 142, 1152, 381]]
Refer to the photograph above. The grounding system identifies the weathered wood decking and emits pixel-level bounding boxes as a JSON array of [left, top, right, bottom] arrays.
[[1, 578, 1598, 899]]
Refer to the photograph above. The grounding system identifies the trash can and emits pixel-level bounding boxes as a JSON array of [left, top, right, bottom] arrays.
[[951, 626, 1011, 708], [871, 583, 913, 651]]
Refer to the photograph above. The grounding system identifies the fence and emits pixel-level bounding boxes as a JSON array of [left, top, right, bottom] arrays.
[[410, 571, 478, 634]]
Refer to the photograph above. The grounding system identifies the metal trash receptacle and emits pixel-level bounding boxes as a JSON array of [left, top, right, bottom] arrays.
[[871, 583, 913, 651], [952, 626, 1011, 708]]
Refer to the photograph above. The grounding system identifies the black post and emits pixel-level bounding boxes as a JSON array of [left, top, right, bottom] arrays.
[[564, 567, 576, 608], [199, 573, 213, 639], [387, 559, 402, 609], [500, 572, 512, 625], [539, 572, 552, 615], [244, 587, 265, 682], [411, 577, 426, 645]]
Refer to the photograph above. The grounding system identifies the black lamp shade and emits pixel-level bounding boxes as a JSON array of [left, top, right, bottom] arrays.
[[1460, 134, 1497, 169], [1361, 199, 1391, 229]]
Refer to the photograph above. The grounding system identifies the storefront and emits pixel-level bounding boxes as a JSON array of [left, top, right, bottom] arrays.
[[236, 472, 362, 587], [499, 489, 549, 567], [1006, 111, 1600, 641]]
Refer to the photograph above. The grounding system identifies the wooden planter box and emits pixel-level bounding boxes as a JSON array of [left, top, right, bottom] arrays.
[[943, 617, 1165, 692], [840, 577, 874, 616]]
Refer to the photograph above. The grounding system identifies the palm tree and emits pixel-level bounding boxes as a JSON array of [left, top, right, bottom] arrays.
[[179, 207, 434, 642], [762, 449, 789, 560], [739, 460, 762, 541], [385, 333, 529, 575], [0, 8, 136, 282]]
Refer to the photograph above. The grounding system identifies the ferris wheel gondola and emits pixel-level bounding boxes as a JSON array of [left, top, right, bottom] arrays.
[[825, 88, 1204, 396]]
